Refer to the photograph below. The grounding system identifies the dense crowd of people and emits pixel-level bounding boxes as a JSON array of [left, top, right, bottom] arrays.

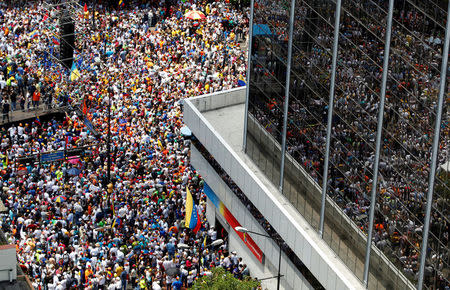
[[249, 0, 449, 287], [0, 0, 448, 288], [0, 0, 255, 289]]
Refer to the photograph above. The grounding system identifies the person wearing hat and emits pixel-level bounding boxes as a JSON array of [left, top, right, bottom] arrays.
[[231, 251, 238, 266], [171, 276, 182, 290]]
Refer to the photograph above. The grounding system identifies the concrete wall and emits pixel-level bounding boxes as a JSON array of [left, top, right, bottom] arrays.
[[191, 145, 313, 290], [185, 87, 245, 113], [205, 197, 216, 228], [0, 245, 17, 282]]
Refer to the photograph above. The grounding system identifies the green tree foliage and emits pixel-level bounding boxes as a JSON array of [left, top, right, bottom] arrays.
[[192, 267, 260, 290]]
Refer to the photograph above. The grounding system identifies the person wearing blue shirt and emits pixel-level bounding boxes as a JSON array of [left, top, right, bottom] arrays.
[[166, 241, 175, 259], [171, 277, 182, 290], [120, 268, 128, 290]]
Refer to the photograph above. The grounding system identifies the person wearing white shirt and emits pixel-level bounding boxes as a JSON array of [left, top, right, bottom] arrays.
[[47, 281, 56, 290], [207, 226, 217, 241], [8, 125, 16, 138], [17, 124, 24, 136], [55, 281, 64, 290], [107, 281, 116, 290], [222, 255, 231, 268], [98, 273, 106, 288]]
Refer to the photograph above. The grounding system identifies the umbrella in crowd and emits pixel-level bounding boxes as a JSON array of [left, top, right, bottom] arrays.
[[53, 195, 67, 203], [185, 10, 206, 20], [67, 167, 80, 176], [67, 156, 81, 165]]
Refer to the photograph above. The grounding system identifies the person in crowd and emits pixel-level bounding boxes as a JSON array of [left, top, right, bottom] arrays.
[[0, 0, 255, 289]]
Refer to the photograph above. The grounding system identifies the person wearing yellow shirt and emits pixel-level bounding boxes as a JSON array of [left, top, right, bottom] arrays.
[[85, 265, 94, 281], [6, 76, 15, 87], [139, 276, 147, 289], [115, 263, 124, 277], [55, 170, 63, 180]]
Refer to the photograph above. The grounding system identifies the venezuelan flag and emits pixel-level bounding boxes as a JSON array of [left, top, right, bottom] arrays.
[[70, 61, 81, 82], [29, 30, 39, 39], [237, 75, 246, 87], [118, 0, 125, 7], [157, 139, 163, 149], [202, 235, 207, 249], [185, 188, 201, 233], [52, 36, 60, 45]]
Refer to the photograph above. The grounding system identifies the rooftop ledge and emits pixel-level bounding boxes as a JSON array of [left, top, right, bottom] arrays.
[[183, 87, 367, 290]]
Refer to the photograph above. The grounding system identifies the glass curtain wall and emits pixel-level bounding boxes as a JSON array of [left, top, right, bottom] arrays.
[[246, 0, 449, 288], [366, 0, 449, 288], [247, 0, 292, 185]]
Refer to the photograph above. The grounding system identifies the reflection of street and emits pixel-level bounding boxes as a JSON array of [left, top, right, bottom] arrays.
[[248, 0, 450, 288]]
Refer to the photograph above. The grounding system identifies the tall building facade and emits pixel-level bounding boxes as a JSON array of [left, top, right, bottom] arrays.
[[245, 0, 449, 289]]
